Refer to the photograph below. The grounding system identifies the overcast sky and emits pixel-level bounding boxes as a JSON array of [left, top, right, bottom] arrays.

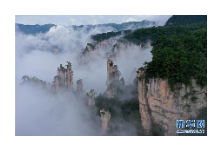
[[15, 15, 172, 26]]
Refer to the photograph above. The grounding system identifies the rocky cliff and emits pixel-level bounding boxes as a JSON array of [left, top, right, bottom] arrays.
[[52, 62, 73, 93], [100, 109, 111, 135], [106, 59, 121, 98], [78, 43, 98, 64], [137, 68, 207, 135], [79, 35, 135, 64], [87, 89, 95, 106]]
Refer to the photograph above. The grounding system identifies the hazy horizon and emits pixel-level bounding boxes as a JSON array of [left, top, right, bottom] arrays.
[[15, 15, 172, 26]]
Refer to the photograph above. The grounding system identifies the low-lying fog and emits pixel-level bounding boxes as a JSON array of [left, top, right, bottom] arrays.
[[15, 25, 152, 135]]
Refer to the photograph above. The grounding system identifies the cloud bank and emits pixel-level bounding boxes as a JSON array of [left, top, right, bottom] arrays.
[[15, 24, 153, 135]]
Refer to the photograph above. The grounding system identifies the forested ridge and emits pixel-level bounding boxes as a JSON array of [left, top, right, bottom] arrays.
[[123, 22, 207, 45], [141, 28, 207, 90], [91, 30, 132, 42], [165, 15, 207, 26]]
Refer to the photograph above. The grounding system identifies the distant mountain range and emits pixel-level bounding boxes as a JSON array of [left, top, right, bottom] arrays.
[[15, 23, 55, 35], [15, 20, 156, 35], [72, 20, 156, 32]]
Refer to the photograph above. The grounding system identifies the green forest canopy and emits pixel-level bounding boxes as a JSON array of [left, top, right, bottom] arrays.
[[140, 27, 207, 90], [123, 22, 207, 45]]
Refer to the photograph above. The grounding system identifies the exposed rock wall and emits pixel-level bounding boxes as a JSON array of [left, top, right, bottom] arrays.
[[79, 39, 117, 64], [106, 59, 121, 98], [52, 62, 74, 93], [97, 39, 118, 48], [53, 76, 60, 92], [66, 62, 73, 89], [100, 109, 111, 135], [87, 89, 95, 106], [137, 69, 207, 135], [98, 39, 109, 47], [139, 40, 152, 49], [78, 43, 98, 64], [106, 42, 129, 60]]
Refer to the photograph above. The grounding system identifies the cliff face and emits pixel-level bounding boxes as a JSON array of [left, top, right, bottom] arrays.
[[106, 42, 129, 60], [106, 59, 121, 98], [67, 62, 74, 88], [100, 109, 111, 134], [139, 40, 152, 49], [79, 39, 117, 64], [52, 62, 73, 93], [98, 39, 109, 48], [78, 43, 98, 64], [137, 69, 207, 135], [108, 40, 151, 60], [113, 43, 127, 53], [87, 89, 95, 106]]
